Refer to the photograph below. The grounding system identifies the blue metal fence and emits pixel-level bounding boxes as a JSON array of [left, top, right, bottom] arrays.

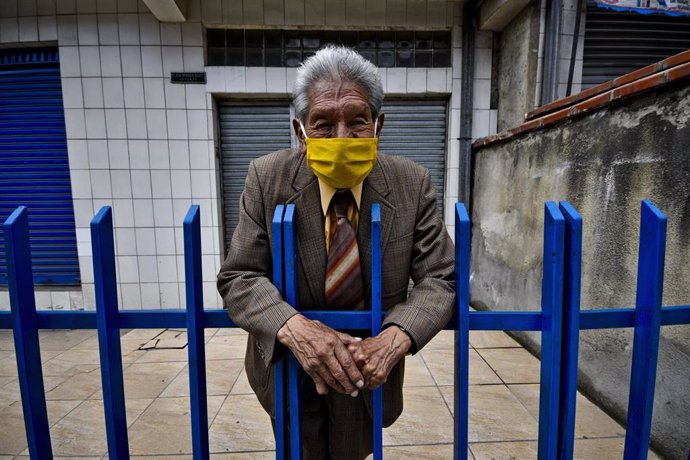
[[1, 200, 689, 459]]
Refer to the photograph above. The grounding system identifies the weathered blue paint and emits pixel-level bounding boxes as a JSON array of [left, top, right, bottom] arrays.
[[91, 206, 129, 459], [371, 203, 383, 460], [624, 200, 667, 460], [537, 202, 565, 460], [558, 201, 583, 460], [2, 306, 687, 333], [3, 206, 53, 459], [272, 205, 287, 460], [283, 204, 302, 459], [183, 205, 209, 460], [454, 203, 471, 460]]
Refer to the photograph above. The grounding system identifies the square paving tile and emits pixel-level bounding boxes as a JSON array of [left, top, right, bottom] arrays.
[[470, 330, 520, 349], [0, 331, 15, 351], [89, 361, 186, 400], [208, 394, 275, 453], [45, 398, 152, 457], [507, 383, 625, 438], [205, 335, 248, 360], [43, 329, 97, 349], [475, 348, 541, 384], [45, 368, 102, 401], [384, 386, 454, 446], [469, 435, 661, 458], [0, 399, 81, 455], [420, 347, 501, 386], [2, 374, 70, 402], [470, 440, 538, 459], [230, 369, 253, 395], [128, 395, 225, 455], [120, 328, 167, 342], [402, 354, 435, 387], [424, 330, 454, 350], [439, 384, 539, 442], [573, 437, 660, 459], [210, 453, 274, 459], [39, 329, 97, 351], [161, 359, 244, 397], [133, 347, 190, 364], [374, 443, 458, 458], [0, 352, 19, 377], [41, 358, 100, 378]]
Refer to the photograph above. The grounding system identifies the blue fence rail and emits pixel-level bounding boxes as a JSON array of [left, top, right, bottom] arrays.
[[1, 200, 689, 459]]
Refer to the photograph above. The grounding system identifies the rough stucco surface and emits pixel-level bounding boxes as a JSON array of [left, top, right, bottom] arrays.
[[497, 3, 539, 132], [471, 83, 690, 459]]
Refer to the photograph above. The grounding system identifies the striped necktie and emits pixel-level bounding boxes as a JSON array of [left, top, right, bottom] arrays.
[[325, 190, 364, 309]]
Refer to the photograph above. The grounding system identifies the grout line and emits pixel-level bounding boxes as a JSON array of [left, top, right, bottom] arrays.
[[473, 347, 509, 386]]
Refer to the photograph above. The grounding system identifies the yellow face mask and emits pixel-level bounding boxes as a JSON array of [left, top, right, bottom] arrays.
[[301, 122, 379, 190]]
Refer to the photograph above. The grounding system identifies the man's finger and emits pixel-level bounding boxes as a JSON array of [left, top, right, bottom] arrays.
[[310, 373, 329, 395], [322, 351, 360, 394], [336, 331, 362, 346], [316, 364, 348, 394], [334, 343, 365, 390]]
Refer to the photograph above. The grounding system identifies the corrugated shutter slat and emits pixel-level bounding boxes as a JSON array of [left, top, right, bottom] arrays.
[[583, 2, 690, 88], [0, 50, 80, 286]]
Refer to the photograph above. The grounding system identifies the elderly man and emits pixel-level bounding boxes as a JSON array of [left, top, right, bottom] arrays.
[[217, 46, 455, 459]]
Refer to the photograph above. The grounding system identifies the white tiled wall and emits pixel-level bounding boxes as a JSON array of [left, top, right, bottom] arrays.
[[0, 0, 498, 310], [0, 0, 222, 310]]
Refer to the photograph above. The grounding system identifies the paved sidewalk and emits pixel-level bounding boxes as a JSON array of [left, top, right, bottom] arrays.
[[0, 328, 658, 459]]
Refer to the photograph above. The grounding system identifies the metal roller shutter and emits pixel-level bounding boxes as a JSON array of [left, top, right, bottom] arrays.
[[378, 100, 447, 212], [0, 47, 80, 286], [218, 99, 448, 253], [583, 2, 690, 88], [218, 102, 292, 252]]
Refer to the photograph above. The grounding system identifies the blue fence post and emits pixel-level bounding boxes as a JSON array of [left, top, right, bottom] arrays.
[[183, 205, 209, 459], [272, 205, 287, 460], [623, 200, 667, 460], [3, 206, 53, 459], [454, 203, 471, 460], [91, 206, 129, 459], [537, 202, 565, 460], [283, 204, 302, 459], [558, 202, 583, 460], [370, 204, 383, 460]]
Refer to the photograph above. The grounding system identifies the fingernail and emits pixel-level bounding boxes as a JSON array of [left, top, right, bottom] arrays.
[[356, 380, 364, 389], [350, 390, 359, 398], [354, 337, 362, 341]]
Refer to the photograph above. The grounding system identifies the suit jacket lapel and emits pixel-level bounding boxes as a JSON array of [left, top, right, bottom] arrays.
[[287, 154, 326, 307], [359, 161, 395, 300]]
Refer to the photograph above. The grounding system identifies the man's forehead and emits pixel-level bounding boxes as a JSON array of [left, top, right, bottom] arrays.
[[306, 78, 371, 110]]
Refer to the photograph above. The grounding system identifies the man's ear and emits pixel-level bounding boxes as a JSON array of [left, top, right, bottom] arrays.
[[292, 118, 306, 154], [375, 113, 384, 138]]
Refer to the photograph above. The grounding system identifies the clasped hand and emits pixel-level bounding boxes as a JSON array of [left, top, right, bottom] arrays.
[[276, 315, 411, 395]]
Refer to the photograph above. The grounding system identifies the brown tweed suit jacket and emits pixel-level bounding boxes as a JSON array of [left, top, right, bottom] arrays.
[[217, 148, 455, 427]]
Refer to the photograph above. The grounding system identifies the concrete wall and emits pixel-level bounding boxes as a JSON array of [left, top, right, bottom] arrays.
[[471, 83, 690, 459], [493, 0, 585, 132], [495, 3, 539, 131]]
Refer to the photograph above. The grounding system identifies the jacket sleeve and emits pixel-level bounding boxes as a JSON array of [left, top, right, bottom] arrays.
[[217, 160, 298, 366], [381, 169, 456, 352]]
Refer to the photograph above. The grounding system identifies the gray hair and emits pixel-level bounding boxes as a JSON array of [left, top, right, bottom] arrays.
[[293, 46, 384, 122]]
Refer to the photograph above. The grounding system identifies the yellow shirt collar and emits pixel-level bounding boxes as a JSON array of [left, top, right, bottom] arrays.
[[318, 180, 363, 216]]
